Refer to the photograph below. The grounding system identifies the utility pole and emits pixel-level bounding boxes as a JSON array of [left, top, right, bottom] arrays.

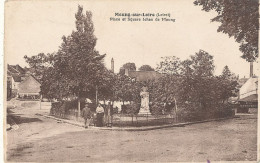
[[250, 62, 253, 77]]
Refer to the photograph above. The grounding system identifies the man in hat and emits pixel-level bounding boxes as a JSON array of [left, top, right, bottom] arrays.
[[82, 102, 92, 128]]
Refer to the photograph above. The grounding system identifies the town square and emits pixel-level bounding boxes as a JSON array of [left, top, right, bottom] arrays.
[[4, 0, 258, 162]]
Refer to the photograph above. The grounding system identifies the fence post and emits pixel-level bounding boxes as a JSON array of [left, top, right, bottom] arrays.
[[174, 97, 178, 123], [132, 114, 134, 125], [136, 115, 138, 125], [39, 95, 42, 110], [119, 113, 122, 128], [77, 99, 81, 121]]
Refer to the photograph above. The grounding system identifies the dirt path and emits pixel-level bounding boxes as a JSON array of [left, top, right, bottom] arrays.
[[6, 105, 257, 162], [6, 106, 84, 160]]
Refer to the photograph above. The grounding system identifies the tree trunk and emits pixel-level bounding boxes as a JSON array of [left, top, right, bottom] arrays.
[[95, 85, 98, 105], [174, 97, 178, 123], [39, 95, 42, 110], [78, 99, 81, 120]]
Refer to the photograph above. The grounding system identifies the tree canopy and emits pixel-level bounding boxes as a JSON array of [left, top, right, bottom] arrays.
[[25, 6, 107, 102], [189, 50, 215, 77], [24, 5, 239, 116], [147, 50, 238, 115], [156, 56, 181, 75], [221, 65, 237, 80], [138, 65, 155, 71], [119, 62, 137, 75], [24, 53, 55, 80], [194, 0, 259, 62]]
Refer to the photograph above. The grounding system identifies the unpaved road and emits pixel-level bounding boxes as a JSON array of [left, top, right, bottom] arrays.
[[6, 105, 257, 162]]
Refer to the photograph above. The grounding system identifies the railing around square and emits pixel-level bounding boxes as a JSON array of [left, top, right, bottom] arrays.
[[112, 113, 177, 127]]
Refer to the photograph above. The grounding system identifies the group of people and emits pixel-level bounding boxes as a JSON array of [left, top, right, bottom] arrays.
[[82, 101, 113, 128]]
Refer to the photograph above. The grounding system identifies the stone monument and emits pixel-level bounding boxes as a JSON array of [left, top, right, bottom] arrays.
[[138, 86, 151, 115]]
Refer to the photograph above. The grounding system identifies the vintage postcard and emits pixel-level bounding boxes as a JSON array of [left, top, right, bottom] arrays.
[[4, 0, 259, 162]]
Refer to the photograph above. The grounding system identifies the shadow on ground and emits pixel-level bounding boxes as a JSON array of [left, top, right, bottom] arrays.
[[7, 115, 42, 125]]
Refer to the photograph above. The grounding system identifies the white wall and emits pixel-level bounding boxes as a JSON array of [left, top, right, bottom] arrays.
[[239, 77, 258, 99]]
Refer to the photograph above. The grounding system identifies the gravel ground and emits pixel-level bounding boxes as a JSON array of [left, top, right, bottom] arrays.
[[6, 104, 257, 162]]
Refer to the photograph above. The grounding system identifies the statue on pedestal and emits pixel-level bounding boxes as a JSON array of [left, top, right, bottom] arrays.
[[138, 86, 151, 115]]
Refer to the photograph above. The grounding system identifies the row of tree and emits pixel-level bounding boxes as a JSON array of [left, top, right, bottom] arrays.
[[24, 5, 240, 116], [119, 50, 239, 114]]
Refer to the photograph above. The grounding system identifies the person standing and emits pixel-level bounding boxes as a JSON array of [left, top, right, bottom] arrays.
[[96, 103, 104, 127], [106, 102, 113, 127], [82, 103, 92, 128], [104, 104, 109, 126]]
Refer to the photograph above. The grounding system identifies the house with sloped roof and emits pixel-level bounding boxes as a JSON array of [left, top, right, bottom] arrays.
[[18, 75, 41, 99], [10, 75, 21, 90], [7, 64, 41, 99], [236, 62, 258, 113], [237, 77, 249, 88], [236, 77, 258, 113], [7, 65, 24, 98], [10, 64, 26, 74], [239, 77, 258, 103]]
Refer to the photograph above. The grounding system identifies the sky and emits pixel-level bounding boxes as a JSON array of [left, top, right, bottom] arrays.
[[4, 0, 258, 78]]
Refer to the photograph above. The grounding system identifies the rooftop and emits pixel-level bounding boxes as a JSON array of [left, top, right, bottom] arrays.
[[128, 71, 163, 82]]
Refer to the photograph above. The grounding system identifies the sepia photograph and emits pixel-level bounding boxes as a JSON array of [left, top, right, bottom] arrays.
[[4, 0, 259, 162]]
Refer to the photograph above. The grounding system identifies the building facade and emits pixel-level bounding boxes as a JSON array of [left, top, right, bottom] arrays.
[[7, 64, 41, 99]]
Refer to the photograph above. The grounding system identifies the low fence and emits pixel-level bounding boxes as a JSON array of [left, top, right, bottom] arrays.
[[112, 113, 177, 127], [111, 111, 234, 127], [50, 104, 177, 126], [49, 101, 235, 127], [230, 103, 258, 114], [50, 102, 85, 122]]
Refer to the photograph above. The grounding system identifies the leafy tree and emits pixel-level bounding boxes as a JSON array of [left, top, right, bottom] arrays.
[[179, 50, 215, 108], [54, 6, 106, 101], [148, 75, 180, 115], [178, 51, 238, 108], [194, 0, 259, 61], [221, 65, 237, 81], [219, 66, 238, 102], [26, 6, 110, 118], [24, 53, 55, 80], [113, 74, 139, 104], [138, 65, 155, 71], [190, 50, 215, 77], [222, 65, 232, 79], [98, 70, 117, 102], [119, 62, 137, 75], [156, 56, 181, 75], [53, 6, 108, 115]]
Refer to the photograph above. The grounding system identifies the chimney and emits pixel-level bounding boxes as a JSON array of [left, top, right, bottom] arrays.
[[125, 69, 129, 76], [111, 58, 114, 73], [250, 62, 253, 77]]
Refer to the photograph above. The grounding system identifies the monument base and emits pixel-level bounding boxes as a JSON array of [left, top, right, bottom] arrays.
[[138, 109, 152, 115]]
